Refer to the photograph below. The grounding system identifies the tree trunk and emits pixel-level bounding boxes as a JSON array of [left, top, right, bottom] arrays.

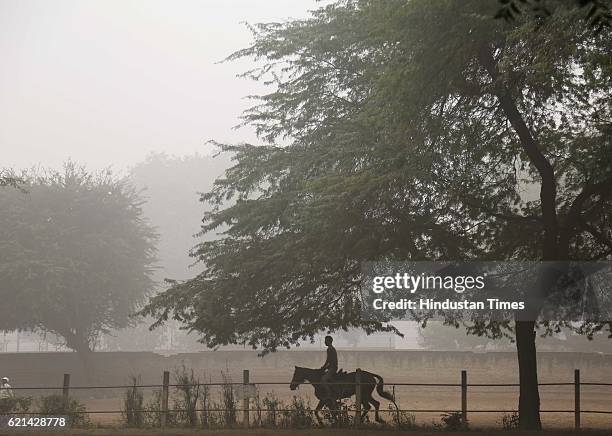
[[63, 330, 94, 368], [515, 320, 542, 430], [479, 44, 560, 432]]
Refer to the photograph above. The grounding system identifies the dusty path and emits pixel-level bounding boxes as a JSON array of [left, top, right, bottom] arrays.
[[0, 429, 610, 436]]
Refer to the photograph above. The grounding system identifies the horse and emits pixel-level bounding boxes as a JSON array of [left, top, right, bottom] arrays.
[[289, 366, 398, 424]]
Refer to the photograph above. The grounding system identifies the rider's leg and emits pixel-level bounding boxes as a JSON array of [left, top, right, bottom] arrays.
[[321, 371, 332, 399]]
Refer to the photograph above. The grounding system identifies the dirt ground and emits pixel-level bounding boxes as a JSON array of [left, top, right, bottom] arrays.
[[76, 389, 612, 429], [0, 428, 610, 436]]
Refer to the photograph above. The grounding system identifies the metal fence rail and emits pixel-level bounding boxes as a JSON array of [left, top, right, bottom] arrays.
[[2, 368, 610, 430]]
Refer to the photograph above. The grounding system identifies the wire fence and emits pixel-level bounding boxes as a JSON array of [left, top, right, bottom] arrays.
[[1, 368, 610, 430]]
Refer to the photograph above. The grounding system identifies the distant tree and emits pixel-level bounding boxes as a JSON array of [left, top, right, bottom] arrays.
[[142, 0, 611, 429], [105, 153, 230, 351], [0, 163, 157, 360], [129, 153, 232, 281]]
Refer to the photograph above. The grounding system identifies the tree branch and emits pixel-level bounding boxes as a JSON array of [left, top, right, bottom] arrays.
[[478, 46, 559, 258], [564, 176, 612, 230]]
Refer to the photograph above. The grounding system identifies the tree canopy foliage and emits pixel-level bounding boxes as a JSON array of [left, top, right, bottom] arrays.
[[0, 163, 157, 355], [144, 0, 612, 352], [142, 2, 611, 427], [495, 0, 612, 33]]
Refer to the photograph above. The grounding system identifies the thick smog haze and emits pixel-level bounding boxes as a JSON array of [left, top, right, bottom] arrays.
[[0, 0, 317, 171]]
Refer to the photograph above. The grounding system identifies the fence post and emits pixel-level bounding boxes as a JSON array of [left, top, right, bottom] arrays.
[[243, 369, 250, 428], [62, 374, 70, 408], [461, 370, 467, 425], [355, 368, 362, 426], [161, 370, 170, 427], [574, 369, 580, 430]]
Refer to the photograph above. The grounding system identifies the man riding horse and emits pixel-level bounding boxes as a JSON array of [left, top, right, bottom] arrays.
[[289, 335, 398, 424], [320, 335, 338, 398]]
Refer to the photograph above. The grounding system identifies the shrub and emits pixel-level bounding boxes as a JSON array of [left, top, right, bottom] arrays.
[[144, 389, 175, 427], [0, 396, 32, 414], [220, 371, 236, 427], [122, 375, 144, 427], [251, 390, 263, 427], [261, 393, 281, 428], [334, 401, 354, 427], [173, 364, 200, 427], [37, 394, 89, 427], [280, 396, 313, 428], [390, 405, 416, 430], [500, 411, 520, 431], [0, 396, 32, 428], [199, 376, 213, 428], [439, 411, 468, 431]]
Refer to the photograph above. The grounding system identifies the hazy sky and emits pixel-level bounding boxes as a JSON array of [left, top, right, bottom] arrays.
[[0, 0, 319, 171]]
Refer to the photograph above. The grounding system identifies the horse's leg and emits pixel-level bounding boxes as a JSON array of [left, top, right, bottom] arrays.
[[314, 400, 325, 426], [370, 396, 382, 423], [328, 399, 340, 425], [361, 399, 371, 422]]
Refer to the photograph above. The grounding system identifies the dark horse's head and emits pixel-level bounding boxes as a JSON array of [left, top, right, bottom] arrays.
[[289, 366, 310, 390]]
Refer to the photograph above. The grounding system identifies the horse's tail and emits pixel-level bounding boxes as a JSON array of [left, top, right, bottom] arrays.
[[370, 372, 398, 410]]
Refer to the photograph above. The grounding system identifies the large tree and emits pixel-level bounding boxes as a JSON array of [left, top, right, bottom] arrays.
[[0, 163, 157, 360], [143, 0, 612, 429]]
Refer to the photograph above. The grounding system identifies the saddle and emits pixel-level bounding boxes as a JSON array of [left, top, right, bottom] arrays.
[[332, 369, 348, 381]]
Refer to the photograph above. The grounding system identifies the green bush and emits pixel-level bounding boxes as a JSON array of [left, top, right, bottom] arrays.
[[199, 376, 216, 429], [333, 401, 354, 427], [37, 394, 89, 427], [220, 371, 236, 427], [500, 411, 520, 431], [439, 411, 468, 431], [0, 396, 32, 414], [122, 376, 144, 427], [280, 396, 313, 428], [389, 404, 416, 430], [261, 393, 281, 428], [144, 389, 175, 427], [173, 364, 200, 427]]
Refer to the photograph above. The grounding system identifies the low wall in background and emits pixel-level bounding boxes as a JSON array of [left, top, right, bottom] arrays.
[[1, 349, 611, 393]]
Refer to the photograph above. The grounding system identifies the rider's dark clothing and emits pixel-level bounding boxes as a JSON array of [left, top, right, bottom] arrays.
[[321, 344, 338, 396], [322, 344, 338, 373]]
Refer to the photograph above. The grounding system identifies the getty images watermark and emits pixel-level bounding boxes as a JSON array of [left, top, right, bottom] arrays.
[[360, 261, 612, 322]]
